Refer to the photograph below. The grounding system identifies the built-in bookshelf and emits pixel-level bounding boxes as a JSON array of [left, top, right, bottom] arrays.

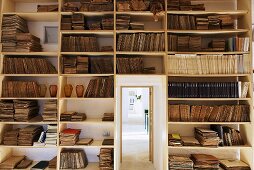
[[0, 0, 252, 170]]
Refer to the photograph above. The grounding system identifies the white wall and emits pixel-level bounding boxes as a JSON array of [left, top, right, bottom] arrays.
[[116, 75, 167, 170]]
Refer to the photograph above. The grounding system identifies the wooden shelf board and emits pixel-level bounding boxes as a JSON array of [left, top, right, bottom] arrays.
[[168, 98, 251, 101], [116, 30, 165, 33], [167, 29, 249, 34], [59, 140, 114, 149], [60, 74, 114, 77], [2, 74, 59, 77], [116, 11, 165, 16], [167, 74, 250, 77], [2, 52, 58, 57], [60, 118, 114, 125], [168, 51, 249, 55], [116, 52, 166, 55], [3, 12, 58, 22], [61, 30, 114, 35], [60, 52, 114, 56], [168, 145, 252, 150], [61, 11, 114, 16], [168, 122, 251, 125], [167, 10, 248, 15], [0, 97, 58, 100]]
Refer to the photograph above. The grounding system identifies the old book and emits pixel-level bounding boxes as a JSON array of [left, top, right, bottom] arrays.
[[220, 160, 250, 170], [181, 136, 200, 146], [0, 156, 25, 169], [76, 138, 93, 145]]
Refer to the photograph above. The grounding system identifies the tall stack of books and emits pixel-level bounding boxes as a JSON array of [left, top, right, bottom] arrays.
[[18, 125, 44, 146], [196, 17, 209, 30], [0, 101, 15, 122], [99, 148, 114, 170], [13, 100, 39, 122], [1, 15, 29, 52], [60, 128, 81, 146], [168, 155, 193, 169], [84, 77, 114, 98], [42, 100, 58, 121], [16, 33, 42, 52], [102, 17, 114, 30], [3, 129, 19, 145], [61, 15, 72, 30], [72, 13, 85, 30], [116, 15, 130, 30], [45, 124, 58, 146], [77, 56, 89, 74], [102, 113, 114, 121], [60, 149, 88, 169], [191, 154, 219, 169], [194, 128, 220, 147], [219, 15, 234, 29]]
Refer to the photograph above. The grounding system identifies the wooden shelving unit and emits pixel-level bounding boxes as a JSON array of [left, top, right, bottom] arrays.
[[0, 0, 252, 169]]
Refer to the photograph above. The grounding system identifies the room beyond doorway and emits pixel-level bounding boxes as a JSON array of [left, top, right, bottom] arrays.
[[120, 87, 154, 170]]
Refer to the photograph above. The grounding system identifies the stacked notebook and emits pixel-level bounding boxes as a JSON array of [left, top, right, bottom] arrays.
[[60, 128, 81, 146], [18, 125, 44, 146], [60, 111, 87, 121], [3, 57, 57, 74], [45, 124, 58, 146], [13, 100, 39, 122], [1, 15, 29, 52], [191, 154, 219, 169], [168, 134, 182, 146], [16, 33, 42, 52], [2, 81, 40, 98], [99, 148, 114, 170], [116, 15, 130, 30], [194, 128, 220, 147], [168, 104, 250, 122], [60, 149, 88, 169], [3, 129, 19, 145], [102, 113, 114, 121], [168, 155, 194, 169], [42, 100, 58, 121], [117, 33, 165, 51], [0, 100, 15, 121], [62, 35, 99, 52], [84, 77, 114, 98]]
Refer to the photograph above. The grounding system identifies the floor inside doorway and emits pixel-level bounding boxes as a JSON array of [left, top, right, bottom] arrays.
[[120, 124, 155, 170]]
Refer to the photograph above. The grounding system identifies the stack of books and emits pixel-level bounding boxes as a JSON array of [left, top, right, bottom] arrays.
[[60, 149, 88, 169], [72, 13, 85, 30], [208, 16, 221, 29], [220, 160, 250, 170], [18, 125, 44, 146], [37, 4, 58, 12], [60, 128, 81, 146], [130, 22, 145, 30], [117, 33, 165, 51], [189, 36, 201, 51], [3, 129, 19, 145], [61, 15, 72, 30], [77, 56, 89, 73], [3, 57, 57, 74], [2, 81, 40, 98], [1, 15, 29, 52], [219, 15, 234, 29], [196, 17, 209, 30], [99, 148, 114, 170], [48, 157, 57, 169], [116, 56, 143, 74], [45, 124, 58, 146], [168, 15, 196, 30], [63, 56, 78, 74], [16, 33, 42, 52], [102, 113, 114, 121], [13, 100, 39, 122], [168, 155, 194, 169], [168, 134, 182, 146], [90, 56, 114, 74], [167, 0, 205, 11], [60, 111, 87, 121], [102, 17, 114, 30], [42, 100, 58, 121], [209, 39, 226, 51], [62, 35, 99, 52], [0, 101, 15, 122], [191, 154, 219, 169], [84, 77, 114, 98], [116, 15, 130, 30], [194, 128, 220, 147], [168, 104, 250, 122]]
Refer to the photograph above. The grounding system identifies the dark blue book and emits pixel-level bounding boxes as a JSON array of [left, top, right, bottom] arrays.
[[31, 161, 49, 170]]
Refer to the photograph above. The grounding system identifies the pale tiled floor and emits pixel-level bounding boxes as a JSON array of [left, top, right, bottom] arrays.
[[120, 124, 155, 170]]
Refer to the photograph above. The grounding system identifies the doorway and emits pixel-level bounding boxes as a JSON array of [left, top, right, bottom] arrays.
[[120, 87, 154, 170]]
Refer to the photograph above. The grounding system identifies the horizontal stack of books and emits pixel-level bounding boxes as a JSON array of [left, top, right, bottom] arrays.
[[117, 33, 165, 51], [167, 54, 250, 75], [60, 128, 81, 146], [168, 134, 182, 146], [102, 113, 114, 121], [130, 22, 145, 30], [194, 128, 221, 147], [16, 33, 42, 52], [99, 148, 114, 170], [3, 129, 19, 145], [42, 100, 58, 121], [60, 111, 87, 121], [13, 100, 39, 122], [168, 155, 194, 169], [18, 125, 44, 146], [3, 57, 57, 74], [116, 15, 130, 30], [167, 0, 205, 11], [116, 57, 143, 74], [45, 124, 58, 146], [181, 136, 200, 146], [102, 17, 114, 30], [168, 104, 250, 122], [63, 56, 89, 74], [85, 77, 114, 98], [168, 81, 249, 98], [62, 35, 99, 52], [191, 154, 219, 169], [60, 149, 88, 169], [0, 101, 15, 122], [72, 13, 85, 30], [2, 81, 40, 98]]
